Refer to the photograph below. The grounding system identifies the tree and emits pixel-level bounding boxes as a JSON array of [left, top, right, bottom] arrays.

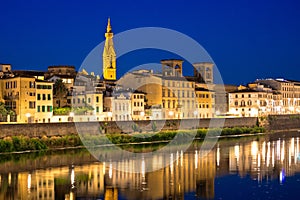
[[0, 102, 15, 122], [0, 102, 8, 116], [53, 79, 68, 108]]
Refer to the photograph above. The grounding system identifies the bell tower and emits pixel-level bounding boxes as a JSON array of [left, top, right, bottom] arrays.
[[103, 18, 117, 80]]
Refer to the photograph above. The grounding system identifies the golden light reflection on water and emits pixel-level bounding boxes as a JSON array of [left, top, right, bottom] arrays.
[[0, 135, 300, 200]]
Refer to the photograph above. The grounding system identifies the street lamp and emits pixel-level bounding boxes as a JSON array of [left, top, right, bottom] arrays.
[[107, 112, 112, 121], [69, 112, 74, 122], [193, 111, 198, 118], [168, 111, 174, 118], [25, 113, 31, 123], [140, 111, 145, 120]]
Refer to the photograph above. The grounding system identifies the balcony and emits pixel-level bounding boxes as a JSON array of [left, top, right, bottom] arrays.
[[4, 95, 19, 100]]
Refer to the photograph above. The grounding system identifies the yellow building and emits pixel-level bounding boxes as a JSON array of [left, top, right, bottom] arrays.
[[195, 87, 215, 118], [118, 69, 162, 107], [35, 80, 54, 123], [0, 75, 54, 123], [161, 59, 197, 119], [103, 18, 116, 80], [2, 76, 36, 123], [131, 92, 145, 120]]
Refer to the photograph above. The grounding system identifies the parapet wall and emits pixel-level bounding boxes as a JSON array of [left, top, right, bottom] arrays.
[[267, 114, 300, 131], [0, 117, 258, 138]]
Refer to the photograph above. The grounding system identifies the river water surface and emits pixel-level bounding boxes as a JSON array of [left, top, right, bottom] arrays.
[[0, 132, 300, 199]]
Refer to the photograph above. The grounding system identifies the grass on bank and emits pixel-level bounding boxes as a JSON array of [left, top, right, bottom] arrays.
[[0, 126, 265, 153]]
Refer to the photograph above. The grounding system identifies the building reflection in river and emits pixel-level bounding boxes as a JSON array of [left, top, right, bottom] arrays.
[[0, 136, 300, 200]]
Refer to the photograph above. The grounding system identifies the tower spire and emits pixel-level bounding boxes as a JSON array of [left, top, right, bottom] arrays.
[[103, 18, 116, 80], [107, 17, 112, 33]]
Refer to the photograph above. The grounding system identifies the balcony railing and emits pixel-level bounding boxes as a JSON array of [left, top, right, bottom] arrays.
[[4, 95, 19, 100]]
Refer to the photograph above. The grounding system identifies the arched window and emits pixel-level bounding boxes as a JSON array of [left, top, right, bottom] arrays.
[[248, 100, 252, 106], [241, 100, 246, 107], [234, 101, 238, 106]]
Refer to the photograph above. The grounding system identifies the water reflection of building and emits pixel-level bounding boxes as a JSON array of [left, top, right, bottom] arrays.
[[225, 137, 300, 183], [1, 137, 300, 199], [0, 151, 216, 200]]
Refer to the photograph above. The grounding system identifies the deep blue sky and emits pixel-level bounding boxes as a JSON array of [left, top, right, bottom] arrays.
[[1, 0, 300, 85]]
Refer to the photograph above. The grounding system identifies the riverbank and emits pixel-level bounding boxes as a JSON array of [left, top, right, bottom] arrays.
[[0, 126, 265, 153]]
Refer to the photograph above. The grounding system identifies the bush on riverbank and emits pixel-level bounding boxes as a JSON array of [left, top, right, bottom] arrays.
[[81, 126, 265, 146], [0, 126, 265, 153], [0, 135, 82, 153], [0, 136, 47, 152]]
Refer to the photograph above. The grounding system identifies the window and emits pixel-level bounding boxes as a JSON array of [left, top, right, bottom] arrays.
[[88, 98, 91, 103], [234, 101, 238, 106], [37, 94, 41, 100], [42, 94, 46, 100], [48, 94, 51, 100], [248, 100, 252, 106], [241, 100, 246, 107], [96, 106, 99, 112], [78, 99, 80, 104], [47, 106, 52, 112], [29, 81, 35, 88], [28, 101, 35, 109], [37, 106, 40, 112], [235, 94, 238, 98], [96, 96, 99, 103], [42, 106, 45, 112]]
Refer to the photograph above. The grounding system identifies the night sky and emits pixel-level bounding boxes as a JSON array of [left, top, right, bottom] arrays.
[[1, 0, 300, 85]]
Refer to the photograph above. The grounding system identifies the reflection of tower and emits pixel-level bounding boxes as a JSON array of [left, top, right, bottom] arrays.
[[103, 18, 117, 80], [195, 151, 216, 199], [104, 187, 118, 200], [193, 62, 214, 84], [161, 59, 183, 77]]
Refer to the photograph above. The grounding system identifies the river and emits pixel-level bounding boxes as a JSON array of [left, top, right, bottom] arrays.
[[0, 132, 300, 199]]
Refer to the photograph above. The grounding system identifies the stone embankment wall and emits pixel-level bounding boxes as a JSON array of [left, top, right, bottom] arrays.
[[0, 117, 258, 138], [267, 114, 300, 131]]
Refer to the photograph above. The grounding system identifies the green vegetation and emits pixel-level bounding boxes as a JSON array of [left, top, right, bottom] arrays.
[[0, 102, 16, 121], [81, 126, 265, 146], [53, 106, 94, 115], [0, 126, 265, 153], [0, 135, 82, 153], [53, 107, 72, 115]]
